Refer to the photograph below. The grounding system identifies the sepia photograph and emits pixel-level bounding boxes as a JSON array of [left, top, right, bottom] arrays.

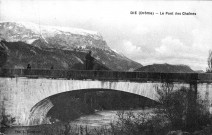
[[0, 0, 212, 134]]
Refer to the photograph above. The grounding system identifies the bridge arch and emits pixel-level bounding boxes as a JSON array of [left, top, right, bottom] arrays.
[[0, 77, 162, 126], [28, 88, 159, 125]]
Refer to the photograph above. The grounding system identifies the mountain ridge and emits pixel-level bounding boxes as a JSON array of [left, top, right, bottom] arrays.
[[0, 21, 108, 50], [0, 22, 142, 71]]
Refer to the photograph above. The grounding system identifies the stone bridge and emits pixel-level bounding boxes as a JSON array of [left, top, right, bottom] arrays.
[[0, 69, 212, 126]]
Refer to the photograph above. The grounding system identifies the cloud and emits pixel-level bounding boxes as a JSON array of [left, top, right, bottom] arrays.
[[156, 36, 188, 57], [152, 36, 208, 70], [121, 40, 142, 57]]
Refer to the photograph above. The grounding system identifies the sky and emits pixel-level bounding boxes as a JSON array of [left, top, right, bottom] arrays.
[[0, 0, 212, 71]]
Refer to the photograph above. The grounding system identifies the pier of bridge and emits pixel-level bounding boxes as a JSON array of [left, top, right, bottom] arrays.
[[0, 69, 212, 128]]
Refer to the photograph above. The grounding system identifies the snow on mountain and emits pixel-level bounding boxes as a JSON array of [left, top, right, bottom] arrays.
[[1, 21, 101, 37], [0, 21, 107, 50]]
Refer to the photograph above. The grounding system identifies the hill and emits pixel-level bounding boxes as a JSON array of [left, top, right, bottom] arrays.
[[135, 63, 195, 73]]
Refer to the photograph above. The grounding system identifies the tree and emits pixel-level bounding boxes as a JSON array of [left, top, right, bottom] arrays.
[[156, 83, 188, 130], [156, 82, 211, 132], [0, 108, 15, 134], [207, 50, 212, 72]]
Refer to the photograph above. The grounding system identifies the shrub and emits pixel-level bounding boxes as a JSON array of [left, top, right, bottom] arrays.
[[155, 83, 212, 132], [155, 83, 188, 130], [0, 114, 15, 133], [108, 110, 170, 135]]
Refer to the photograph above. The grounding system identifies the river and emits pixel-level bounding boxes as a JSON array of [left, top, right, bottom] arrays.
[[4, 109, 153, 135], [72, 108, 153, 127]]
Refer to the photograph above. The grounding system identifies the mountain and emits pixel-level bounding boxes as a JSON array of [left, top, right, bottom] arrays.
[[0, 22, 141, 71], [135, 63, 195, 73]]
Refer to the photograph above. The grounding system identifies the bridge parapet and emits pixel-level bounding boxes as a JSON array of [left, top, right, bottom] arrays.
[[1, 68, 212, 83]]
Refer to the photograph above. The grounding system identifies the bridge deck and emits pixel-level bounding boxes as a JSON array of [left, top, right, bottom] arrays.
[[0, 69, 212, 83]]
